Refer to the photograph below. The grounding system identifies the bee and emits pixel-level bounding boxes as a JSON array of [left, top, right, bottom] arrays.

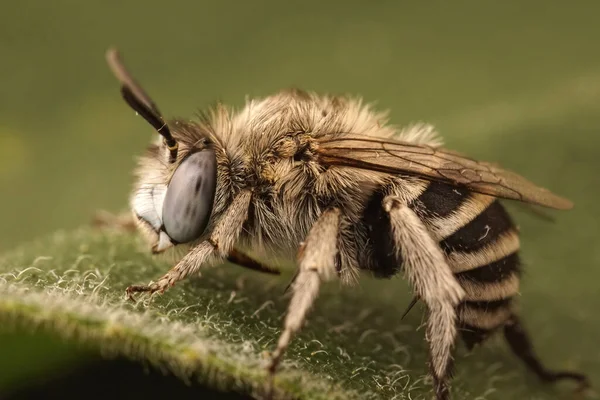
[[105, 48, 589, 399]]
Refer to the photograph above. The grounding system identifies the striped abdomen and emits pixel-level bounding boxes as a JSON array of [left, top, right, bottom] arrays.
[[363, 181, 521, 349], [412, 181, 520, 348]]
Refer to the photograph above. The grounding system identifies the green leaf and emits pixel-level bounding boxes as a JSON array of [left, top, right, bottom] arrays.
[[0, 228, 596, 400]]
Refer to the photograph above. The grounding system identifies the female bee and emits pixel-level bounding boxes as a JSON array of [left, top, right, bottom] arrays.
[[106, 48, 588, 399]]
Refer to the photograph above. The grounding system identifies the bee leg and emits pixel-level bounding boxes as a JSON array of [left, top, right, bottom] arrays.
[[227, 248, 281, 275], [504, 314, 590, 391], [92, 210, 137, 232], [124, 241, 221, 300], [266, 208, 341, 391], [125, 191, 252, 300], [383, 196, 465, 400]]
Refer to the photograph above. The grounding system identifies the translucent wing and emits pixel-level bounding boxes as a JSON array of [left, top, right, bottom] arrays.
[[316, 134, 573, 210]]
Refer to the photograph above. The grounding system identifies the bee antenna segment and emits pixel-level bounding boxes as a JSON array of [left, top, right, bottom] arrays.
[[106, 47, 178, 162]]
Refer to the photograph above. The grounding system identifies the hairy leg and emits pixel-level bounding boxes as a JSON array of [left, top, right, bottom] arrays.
[[504, 314, 589, 390], [126, 190, 252, 299], [267, 208, 341, 377], [92, 210, 137, 232], [383, 196, 465, 400], [94, 199, 278, 292], [227, 248, 280, 275]]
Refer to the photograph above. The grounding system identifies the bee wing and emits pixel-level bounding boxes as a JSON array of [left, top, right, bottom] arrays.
[[316, 134, 573, 210]]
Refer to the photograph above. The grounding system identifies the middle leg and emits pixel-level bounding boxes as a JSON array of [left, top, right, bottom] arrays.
[[267, 208, 341, 375]]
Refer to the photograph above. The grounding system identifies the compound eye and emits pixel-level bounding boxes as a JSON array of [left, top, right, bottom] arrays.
[[162, 150, 217, 243]]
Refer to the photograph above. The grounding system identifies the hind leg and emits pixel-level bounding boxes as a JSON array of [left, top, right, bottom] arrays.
[[504, 314, 589, 390], [383, 197, 465, 399]]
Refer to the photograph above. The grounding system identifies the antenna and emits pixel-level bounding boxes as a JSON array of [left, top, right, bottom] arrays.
[[106, 48, 178, 162]]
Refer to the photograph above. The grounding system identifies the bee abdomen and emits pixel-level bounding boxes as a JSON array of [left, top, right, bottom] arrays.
[[412, 182, 521, 347], [458, 298, 513, 330], [450, 240, 521, 302], [413, 182, 521, 301], [445, 203, 521, 348], [439, 199, 521, 304], [457, 298, 514, 349], [454, 252, 521, 348]]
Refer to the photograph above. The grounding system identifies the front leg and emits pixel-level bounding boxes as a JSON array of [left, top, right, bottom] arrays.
[[267, 208, 341, 378], [126, 190, 252, 299], [94, 207, 279, 279], [92, 210, 137, 232], [383, 196, 465, 400]]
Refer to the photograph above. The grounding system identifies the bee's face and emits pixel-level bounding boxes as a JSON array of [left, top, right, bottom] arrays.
[[106, 49, 219, 254], [131, 146, 217, 253]]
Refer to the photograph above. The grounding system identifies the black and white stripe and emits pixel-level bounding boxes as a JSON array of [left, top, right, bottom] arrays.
[[409, 181, 521, 346], [362, 179, 521, 346]]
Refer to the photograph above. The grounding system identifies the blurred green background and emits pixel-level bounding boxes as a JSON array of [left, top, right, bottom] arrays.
[[1, 0, 600, 397]]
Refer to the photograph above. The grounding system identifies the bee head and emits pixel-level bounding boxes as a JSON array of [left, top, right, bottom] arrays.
[[107, 48, 217, 253]]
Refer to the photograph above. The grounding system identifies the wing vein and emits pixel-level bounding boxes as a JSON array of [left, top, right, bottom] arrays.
[[316, 135, 572, 210]]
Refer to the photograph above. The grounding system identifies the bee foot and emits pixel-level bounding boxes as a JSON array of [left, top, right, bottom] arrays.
[[264, 365, 276, 400], [262, 350, 282, 399]]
